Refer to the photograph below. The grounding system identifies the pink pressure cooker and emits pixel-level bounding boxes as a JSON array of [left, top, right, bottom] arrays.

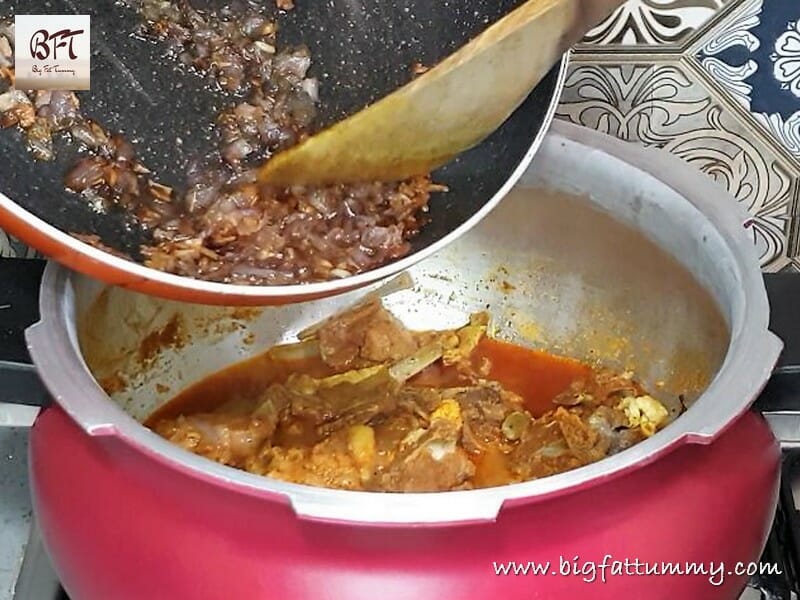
[[7, 123, 786, 599]]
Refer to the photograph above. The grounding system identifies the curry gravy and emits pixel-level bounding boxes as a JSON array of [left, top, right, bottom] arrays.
[[147, 337, 589, 426]]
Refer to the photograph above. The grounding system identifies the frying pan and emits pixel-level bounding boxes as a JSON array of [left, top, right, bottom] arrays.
[[0, 0, 566, 305]]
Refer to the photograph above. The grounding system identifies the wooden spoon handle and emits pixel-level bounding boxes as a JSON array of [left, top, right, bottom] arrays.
[[259, 0, 623, 186]]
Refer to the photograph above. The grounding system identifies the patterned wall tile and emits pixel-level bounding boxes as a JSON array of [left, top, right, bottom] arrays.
[[557, 58, 798, 270], [580, 0, 731, 46], [785, 258, 800, 273], [691, 0, 800, 163], [559, 0, 800, 272]]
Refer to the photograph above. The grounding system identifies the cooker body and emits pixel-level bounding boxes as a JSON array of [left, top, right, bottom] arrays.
[[25, 123, 782, 598], [30, 405, 779, 600]]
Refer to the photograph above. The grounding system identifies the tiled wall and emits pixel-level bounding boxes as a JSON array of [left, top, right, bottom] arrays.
[[1, 0, 799, 272], [557, 0, 800, 272]]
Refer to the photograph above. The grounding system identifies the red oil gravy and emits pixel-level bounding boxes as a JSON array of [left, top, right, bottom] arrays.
[[147, 337, 590, 426], [146, 352, 332, 425], [412, 337, 590, 417]]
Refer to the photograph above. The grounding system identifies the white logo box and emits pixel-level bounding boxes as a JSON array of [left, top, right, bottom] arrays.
[[14, 14, 90, 90]]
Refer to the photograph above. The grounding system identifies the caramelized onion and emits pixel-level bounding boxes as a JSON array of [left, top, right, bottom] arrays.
[[0, 7, 440, 286]]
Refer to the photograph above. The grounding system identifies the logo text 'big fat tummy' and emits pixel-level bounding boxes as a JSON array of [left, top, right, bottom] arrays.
[[14, 15, 90, 90]]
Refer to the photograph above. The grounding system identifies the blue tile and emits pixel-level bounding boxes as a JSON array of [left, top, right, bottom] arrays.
[[748, 1, 799, 119], [697, 0, 800, 158], [696, 1, 800, 117]]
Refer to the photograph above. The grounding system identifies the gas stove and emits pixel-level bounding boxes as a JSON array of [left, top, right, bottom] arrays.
[[3, 260, 800, 600]]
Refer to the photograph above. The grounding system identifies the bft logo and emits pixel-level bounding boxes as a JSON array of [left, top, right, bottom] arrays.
[[15, 15, 91, 90], [29, 28, 85, 61]]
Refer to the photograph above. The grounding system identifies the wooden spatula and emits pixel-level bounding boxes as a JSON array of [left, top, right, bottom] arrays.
[[258, 0, 622, 186]]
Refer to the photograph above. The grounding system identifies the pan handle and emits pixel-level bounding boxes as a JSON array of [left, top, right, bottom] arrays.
[[0, 259, 47, 427], [0, 361, 48, 427], [763, 411, 800, 449], [0, 402, 40, 427], [755, 367, 800, 449], [754, 273, 800, 447]]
